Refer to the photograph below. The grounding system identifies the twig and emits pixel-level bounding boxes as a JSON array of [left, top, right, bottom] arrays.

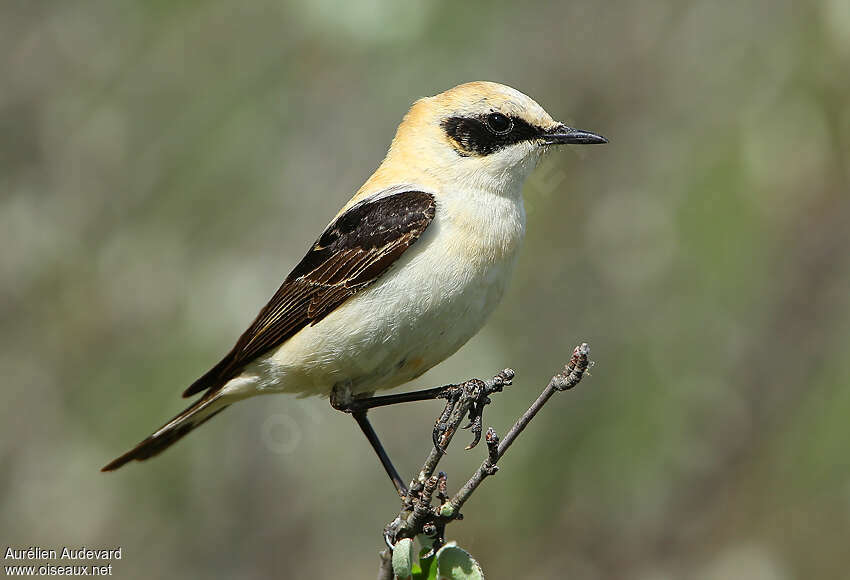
[[450, 343, 591, 513], [411, 371, 512, 493], [381, 343, 592, 575]]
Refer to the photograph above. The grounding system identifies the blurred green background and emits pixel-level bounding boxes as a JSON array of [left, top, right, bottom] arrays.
[[2, 1, 850, 578]]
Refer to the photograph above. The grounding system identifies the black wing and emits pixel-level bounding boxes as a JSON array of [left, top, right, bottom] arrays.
[[183, 190, 436, 398]]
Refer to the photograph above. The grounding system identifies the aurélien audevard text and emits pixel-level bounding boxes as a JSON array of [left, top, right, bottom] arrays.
[[4, 546, 122, 576]]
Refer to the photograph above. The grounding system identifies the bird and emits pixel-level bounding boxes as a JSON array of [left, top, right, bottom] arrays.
[[102, 81, 607, 493]]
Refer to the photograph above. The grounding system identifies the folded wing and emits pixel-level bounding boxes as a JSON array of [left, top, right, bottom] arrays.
[[182, 189, 437, 398]]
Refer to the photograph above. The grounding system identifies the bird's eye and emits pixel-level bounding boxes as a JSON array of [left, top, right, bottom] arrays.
[[485, 112, 512, 134]]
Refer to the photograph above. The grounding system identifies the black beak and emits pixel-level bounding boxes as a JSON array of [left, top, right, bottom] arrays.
[[542, 124, 608, 145]]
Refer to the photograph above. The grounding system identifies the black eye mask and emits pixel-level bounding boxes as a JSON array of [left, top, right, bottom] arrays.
[[441, 113, 542, 157]]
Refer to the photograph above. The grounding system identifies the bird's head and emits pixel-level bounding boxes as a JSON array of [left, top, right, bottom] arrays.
[[373, 81, 607, 196]]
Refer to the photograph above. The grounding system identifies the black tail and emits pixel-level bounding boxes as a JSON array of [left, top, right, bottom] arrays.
[[101, 394, 229, 471]]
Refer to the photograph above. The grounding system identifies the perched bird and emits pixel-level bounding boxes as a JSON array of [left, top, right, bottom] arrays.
[[102, 81, 607, 493]]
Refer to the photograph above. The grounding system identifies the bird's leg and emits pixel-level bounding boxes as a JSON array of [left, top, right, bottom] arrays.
[[331, 382, 465, 456], [352, 410, 408, 498], [330, 381, 409, 497], [334, 385, 456, 412], [330, 370, 514, 497]]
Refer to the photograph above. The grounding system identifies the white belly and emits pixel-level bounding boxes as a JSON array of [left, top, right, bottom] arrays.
[[234, 189, 526, 398]]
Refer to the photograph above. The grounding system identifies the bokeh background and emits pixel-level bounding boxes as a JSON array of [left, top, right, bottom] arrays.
[[3, 1, 850, 578]]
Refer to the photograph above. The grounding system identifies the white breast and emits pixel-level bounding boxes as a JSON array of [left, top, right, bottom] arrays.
[[235, 187, 526, 398]]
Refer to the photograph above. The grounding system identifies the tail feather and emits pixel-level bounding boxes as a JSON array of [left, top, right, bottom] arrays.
[[101, 395, 229, 472], [182, 355, 234, 398]]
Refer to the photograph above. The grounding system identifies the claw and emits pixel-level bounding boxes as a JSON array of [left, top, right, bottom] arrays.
[[432, 423, 446, 451], [464, 414, 483, 450]]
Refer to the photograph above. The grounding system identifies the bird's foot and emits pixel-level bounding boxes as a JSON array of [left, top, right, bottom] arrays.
[[431, 369, 514, 453]]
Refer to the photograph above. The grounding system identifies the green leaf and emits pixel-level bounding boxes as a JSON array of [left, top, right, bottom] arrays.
[[392, 538, 415, 579], [434, 543, 484, 580]]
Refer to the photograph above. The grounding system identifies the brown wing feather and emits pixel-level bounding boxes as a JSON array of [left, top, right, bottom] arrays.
[[182, 190, 436, 398]]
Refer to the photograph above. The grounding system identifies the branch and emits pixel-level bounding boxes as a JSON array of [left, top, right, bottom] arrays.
[[411, 370, 513, 501], [449, 343, 591, 513], [381, 343, 592, 575]]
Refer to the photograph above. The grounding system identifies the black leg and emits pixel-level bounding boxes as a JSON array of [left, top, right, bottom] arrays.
[[331, 377, 510, 497], [340, 385, 452, 413], [352, 410, 408, 498]]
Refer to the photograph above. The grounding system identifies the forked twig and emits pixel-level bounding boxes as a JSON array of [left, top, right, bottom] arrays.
[[379, 343, 593, 573]]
